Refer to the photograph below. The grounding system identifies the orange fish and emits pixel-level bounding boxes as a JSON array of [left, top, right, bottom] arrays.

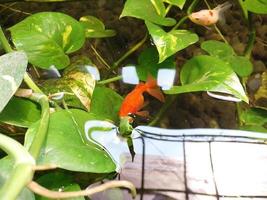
[[119, 76, 165, 120], [189, 1, 232, 26]]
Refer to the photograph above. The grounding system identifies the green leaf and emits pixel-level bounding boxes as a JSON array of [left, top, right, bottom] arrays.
[[0, 51, 28, 112], [0, 97, 41, 127], [164, 0, 186, 9], [239, 108, 267, 133], [0, 157, 35, 200], [36, 172, 84, 200], [120, 0, 176, 26], [9, 12, 85, 69], [145, 21, 198, 63], [165, 55, 249, 102], [201, 40, 235, 58], [40, 65, 96, 111], [150, 0, 166, 16], [244, 0, 267, 14], [136, 47, 176, 81], [79, 16, 116, 38], [24, 109, 116, 173], [201, 40, 253, 77], [226, 56, 253, 77], [91, 86, 123, 124]]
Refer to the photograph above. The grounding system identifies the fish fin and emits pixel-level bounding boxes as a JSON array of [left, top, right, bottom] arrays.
[[145, 74, 157, 88], [146, 87, 165, 102], [136, 110, 150, 117], [215, 1, 232, 25], [140, 100, 149, 109]]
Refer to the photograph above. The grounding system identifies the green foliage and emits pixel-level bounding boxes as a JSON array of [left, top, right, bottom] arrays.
[[0, 97, 41, 128], [244, 0, 267, 14], [24, 109, 116, 173], [146, 21, 199, 63], [79, 16, 116, 38], [0, 157, 35, 200], [201, 40, 253, 77], [240, 108, 267, 132], [165, 55, 249, 103], [36, 172, 84, 200], [0, 51, 28, 112], [163, 0, 186, 9], [9, 12, 85, 69], [120, 0, 176, 26], [136, 47, 176, 81], [90, 86, 123, 124]]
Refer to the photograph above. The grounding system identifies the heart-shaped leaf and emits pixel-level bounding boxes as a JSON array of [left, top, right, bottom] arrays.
[[201, 40, 253, 77], [79, 16, 116, 38], [145, 21, 199, 63], [0, 97, 41, 127], [120, 0, 176, 26], [244, 0, 267, 14], [9, 12, 85, 69], [91, 86, 123, 124], [0, 51, 28, 112], [201, 40, 235, 58], [163, 0, 186, 9], [165, 55, 249, 103], [136, 47, 176, 81], [24, 109, 116, 173]]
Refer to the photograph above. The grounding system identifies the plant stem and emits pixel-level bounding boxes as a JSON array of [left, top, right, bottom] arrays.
[[171, 16, 188, 30], [98, 75, 122, 85], [0, 133, 35, 200], [0, 26, 13, 53], [214, 25, 229, 44], [28, 93, 50, 159], [237, 0, 248, 20], [244, 13, 255, 58], [111, 34, 148, 71], [149, 95, 177, 126], [24, 73, 43, 93], [28, 180, 136, 199]]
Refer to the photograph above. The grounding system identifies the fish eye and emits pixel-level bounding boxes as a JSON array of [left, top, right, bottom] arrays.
[[128, 113, 136, 118]]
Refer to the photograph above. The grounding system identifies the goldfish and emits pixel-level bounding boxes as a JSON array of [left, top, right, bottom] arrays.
[[119, 76, 165, 121], [189, 1, 232, 26]]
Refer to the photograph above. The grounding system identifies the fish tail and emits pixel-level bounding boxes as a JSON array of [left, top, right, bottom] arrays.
[[145, 75, 165, 102]]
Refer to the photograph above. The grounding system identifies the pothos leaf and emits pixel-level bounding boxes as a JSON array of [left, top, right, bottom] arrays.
[[24, 109, 116, 173], [244, 0, 267, 14], [145, 21, 199, 63], [136, 47, 176, 81], [120, 0, 176, 26], [79, 16, 116, 38], [163, 0, 186, 9], [201, 40, 253, 77], [0, 51, 28, 112], [165, 55, 249, 103], [9, 12, 85, 69]]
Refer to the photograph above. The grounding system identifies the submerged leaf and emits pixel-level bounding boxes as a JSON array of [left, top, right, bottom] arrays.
[[36, 172, 84, 200], [9, 12, 85, 69], [0, 97, 41, 127], [79, 16, 116, 38], [136, 47, 176, 81], [91, 86, 123, 123], [201, 40, 253, 77], [24, 109, 116, 173], [120, 0, 176, 26], [0, 51, 28, 112], [146, 21, 198, 63]]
